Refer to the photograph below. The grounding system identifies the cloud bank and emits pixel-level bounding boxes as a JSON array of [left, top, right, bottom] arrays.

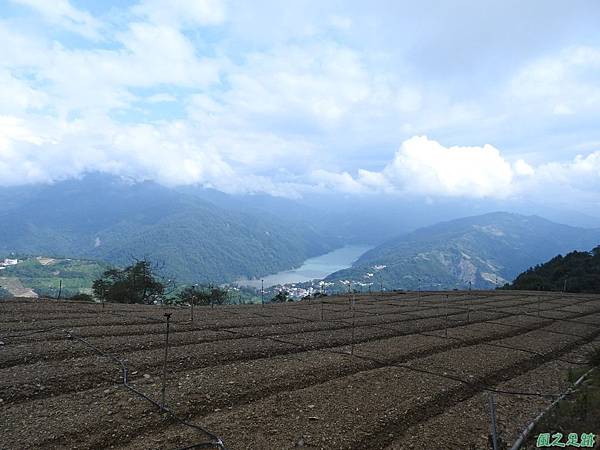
[[312, 136, 600, 208], [0, 0, 599, 210]]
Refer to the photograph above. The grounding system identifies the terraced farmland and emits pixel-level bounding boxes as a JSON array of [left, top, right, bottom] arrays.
[[1, 291, 599, 449]]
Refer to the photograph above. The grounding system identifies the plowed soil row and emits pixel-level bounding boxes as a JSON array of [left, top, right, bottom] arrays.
[[1, 292, 598, 450], [5, 299, 589, 404], [118, 315, 600, 449]]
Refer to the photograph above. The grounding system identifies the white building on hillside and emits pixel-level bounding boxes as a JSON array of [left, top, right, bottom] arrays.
[[1, 258, 18, 266]]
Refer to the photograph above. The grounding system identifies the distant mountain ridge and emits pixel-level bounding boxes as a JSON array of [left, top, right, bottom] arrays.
[[326, 212, 600, 290], [0, 174, 340, 283]]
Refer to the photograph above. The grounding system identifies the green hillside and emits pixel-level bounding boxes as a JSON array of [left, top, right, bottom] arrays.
[[326, 212, 600, 290], [0, 175, 340, 283], [508, 246, 600, 293], [0, 256, 109, 297]]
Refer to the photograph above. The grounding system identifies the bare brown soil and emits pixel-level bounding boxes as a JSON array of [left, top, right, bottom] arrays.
[[1, 291, 599, 449]]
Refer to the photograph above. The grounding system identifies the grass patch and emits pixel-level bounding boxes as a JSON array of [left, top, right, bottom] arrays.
[[523, 348, 600, 448]]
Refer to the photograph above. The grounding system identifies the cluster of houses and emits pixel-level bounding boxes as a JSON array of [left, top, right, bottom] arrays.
[[0, 258, 19, 271]]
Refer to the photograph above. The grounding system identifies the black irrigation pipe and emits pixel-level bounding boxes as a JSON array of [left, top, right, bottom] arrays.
[[207, 295, 600, 366], [484, 318, 600, 349], [104, 309, 167, 325], [0, 292, 567, 342], [203, 299, 600, 400], [464, 306, 600, 334], [65, 330, 227, 450], [336, 342, 584, 400], [105, 295, 598, 346], [219, 318, 574, 400], [326, 294, 600, 351], [10, 293, 600, 448], [417, 331, 588, 366], [0, 325, 61, 339]]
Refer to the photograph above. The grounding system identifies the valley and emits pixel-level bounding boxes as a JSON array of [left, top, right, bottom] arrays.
[[236, 244, 373, 288]]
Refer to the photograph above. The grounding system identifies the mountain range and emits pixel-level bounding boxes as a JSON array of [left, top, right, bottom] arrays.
[[0, 174, 340, 283], [326, 212, 600, 290], [3, 175, 600, 291]]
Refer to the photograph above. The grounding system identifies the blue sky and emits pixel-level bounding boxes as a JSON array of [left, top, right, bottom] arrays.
[[0, 0, 599, 210]]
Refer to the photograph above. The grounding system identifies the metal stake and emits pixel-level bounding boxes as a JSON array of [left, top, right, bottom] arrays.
[[161, 313, 172, 409], [191, 284, 196, 324], [445, 294, 449, 338], [351, 307, 356, 355], [488, 392, 498, 450]]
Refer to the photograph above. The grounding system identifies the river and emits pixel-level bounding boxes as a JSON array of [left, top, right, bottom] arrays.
[[237, 244, 373, 288]]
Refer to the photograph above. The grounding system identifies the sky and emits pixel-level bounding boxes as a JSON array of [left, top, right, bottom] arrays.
[[0, 0, 599, 212]]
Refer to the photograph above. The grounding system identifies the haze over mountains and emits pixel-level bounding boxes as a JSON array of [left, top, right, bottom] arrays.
[[1, 174, 599, 290], [0, 174, 340, 283]]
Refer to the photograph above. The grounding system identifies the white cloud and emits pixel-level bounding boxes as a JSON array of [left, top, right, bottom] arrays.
[[0, 70, 47, 113], [535, 152, 600, 190], [219, 42, 375, 124], [132, 0, 226, 28], [0, 2, 599, 212], [0, 115, 50, 184], [0, 115, 45, 149], [0, 20, 222, 115], [305, 137, 519, 198], [510, 46, 600, 116], [312, 136, 600, 207], [309, 169, 367, 194], [382, 136, 515, 198], [329, 15, 352, 30], [145, 93, 177, 103], [10, 0, 103, 40], [513, 159, 534, 177]]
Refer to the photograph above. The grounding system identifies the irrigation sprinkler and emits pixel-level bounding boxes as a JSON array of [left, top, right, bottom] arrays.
[[161, 312, 172, 409], [261, 279, 264, 307], [488, 392, 499, 450], [56, 279, 62, 301]]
